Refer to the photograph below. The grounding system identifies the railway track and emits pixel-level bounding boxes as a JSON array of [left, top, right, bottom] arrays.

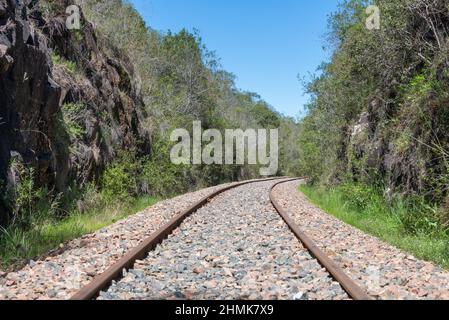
[[71, 178, 372, 300]]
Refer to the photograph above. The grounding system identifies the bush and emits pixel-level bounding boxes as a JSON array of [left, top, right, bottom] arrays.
[[400, 196, 445, 236], [101, 151, 139, 201], [0, 160, 62, 265], [141, 161, 185, 197], [1, 160, 59, 228], [340, 183, 380, 211], [141, 137, 189, 197], [0, 154, 160, 268]]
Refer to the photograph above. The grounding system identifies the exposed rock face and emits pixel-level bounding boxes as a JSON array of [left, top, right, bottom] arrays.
[[0, 0, 61, 223], [0, 0, 150, 223], [347, 95, 436, 197]]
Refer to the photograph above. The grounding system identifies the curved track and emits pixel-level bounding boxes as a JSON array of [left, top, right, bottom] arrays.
[[71, 178, 371, 300]]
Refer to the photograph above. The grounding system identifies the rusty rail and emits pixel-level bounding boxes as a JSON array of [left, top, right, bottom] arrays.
[[269, 179, 373, 301], [71, 177, 285, 300]]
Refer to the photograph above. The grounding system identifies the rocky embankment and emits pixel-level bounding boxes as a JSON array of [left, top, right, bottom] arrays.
[[0, 0, 150, 223]]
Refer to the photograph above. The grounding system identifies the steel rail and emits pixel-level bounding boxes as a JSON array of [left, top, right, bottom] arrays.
[[71, 177, 286, 300], [269, 179, 373, 301]]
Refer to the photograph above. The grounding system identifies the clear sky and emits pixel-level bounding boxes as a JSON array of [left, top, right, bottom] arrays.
[[129, 0, 340, 118]]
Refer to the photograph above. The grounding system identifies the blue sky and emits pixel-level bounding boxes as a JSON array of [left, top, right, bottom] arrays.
[[129, 0, 340, 118]]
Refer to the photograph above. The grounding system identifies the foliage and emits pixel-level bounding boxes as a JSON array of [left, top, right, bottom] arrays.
[[1, 161, 59, 229], [2, 0, 303, 267], [250, 102, 281, 128], [101, 150, 140, 201], [141, 137, 189, 197], [295, 0, 449, 271], [298, 0, 449, 207], [0, 191, 158, 268], [80, 0, 301, 179], [51, 52, 77, 74], [60, 103, 86, 141], [339, 183, 380, 211]]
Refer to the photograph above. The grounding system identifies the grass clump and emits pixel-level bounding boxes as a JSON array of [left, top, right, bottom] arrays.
[[300, 183, 449, 269], [51, 52, 77, 74], [60, 103, 86, 141], [0, 195, 157, 269]]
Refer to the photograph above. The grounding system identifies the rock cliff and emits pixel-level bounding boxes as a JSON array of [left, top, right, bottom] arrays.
[[0, 0, 150, 223]]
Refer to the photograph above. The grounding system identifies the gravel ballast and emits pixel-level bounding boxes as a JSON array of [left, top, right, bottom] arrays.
[[99, 180, 348, 300], [3, 178, 446, 301], [0, 183, 237, 300]]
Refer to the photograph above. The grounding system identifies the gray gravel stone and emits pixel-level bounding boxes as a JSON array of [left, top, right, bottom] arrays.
[[0, 182, 238, 300], [99, 180, 348, 300]]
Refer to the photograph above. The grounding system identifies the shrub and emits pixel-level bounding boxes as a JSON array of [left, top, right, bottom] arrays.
[[3, 161, 43, 227], [101, 151, 139, 201], [141, 137, 188, 197], [0, 160, 62, 264], [400, 196, 445, 236], [141, 159, 190, 197], [340, 183, 380, 211]]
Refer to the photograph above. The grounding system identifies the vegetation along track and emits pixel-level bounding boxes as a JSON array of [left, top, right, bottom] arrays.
[[71, 178, 371, 300]]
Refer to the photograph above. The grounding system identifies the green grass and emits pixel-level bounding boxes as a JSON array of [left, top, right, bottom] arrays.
[[51, 53, 77, 74], [0, 196, 159, 270], [300, 184, 449, 270]]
